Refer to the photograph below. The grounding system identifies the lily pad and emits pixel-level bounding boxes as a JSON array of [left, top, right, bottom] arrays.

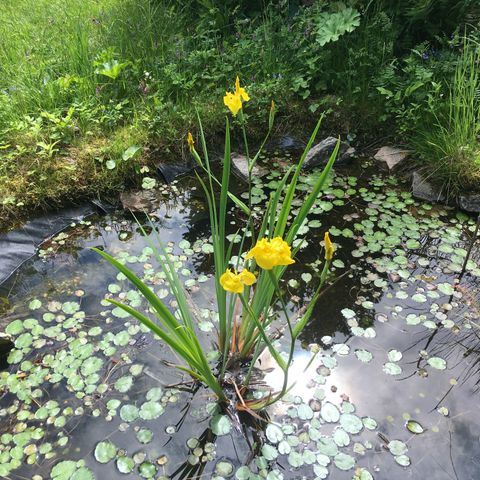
[[406, 420, 424, 434], [139, 401, 164, 420], [333, 452, 355, 471], [117, 456, 135, 474], [383, 362, 402, 375], [114, 376, 133, 393], [210, 415, 232, 436], [94, 440, 117, 463], [321, 402, 340, 423], [388, 440, 408, 456], [340, 414, 363, 434], [266, 424, 284, 444], [427, 357, 447, 370]]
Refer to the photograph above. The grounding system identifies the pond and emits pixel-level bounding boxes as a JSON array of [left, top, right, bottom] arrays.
[[0, 151, 479, 480]]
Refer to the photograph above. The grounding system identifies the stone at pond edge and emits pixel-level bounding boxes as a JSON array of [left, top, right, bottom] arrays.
[[458, 193, 480, 213], [374, 146, 411, 171], [231, 153, 268, 181], [120, 190, 157, 212], [302, 137, 355, 170], [412, 171, 446, 203]]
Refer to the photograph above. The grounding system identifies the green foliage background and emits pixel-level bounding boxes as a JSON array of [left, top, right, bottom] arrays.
[[0, 0, 479, 227]]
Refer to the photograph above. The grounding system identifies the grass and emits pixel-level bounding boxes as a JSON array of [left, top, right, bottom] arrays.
[[0, 0, 300, 229], [0, 0, 477, 229], [411, 37, 480, 196]]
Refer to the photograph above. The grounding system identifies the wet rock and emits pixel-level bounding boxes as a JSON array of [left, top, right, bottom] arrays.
[[157, 161, 193, 183], [231, 153, 268, 181], [302, 137, 355, 170], [265, 135, 305, 151], [458, 193, 480, 213], [374, 146, 410, 171], [119, 190, 157, 212], [412, 171, 446, 203]]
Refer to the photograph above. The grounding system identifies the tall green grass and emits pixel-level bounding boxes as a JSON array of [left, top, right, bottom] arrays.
[[412, 36, 480, 195], [0, 0, 182, 126]]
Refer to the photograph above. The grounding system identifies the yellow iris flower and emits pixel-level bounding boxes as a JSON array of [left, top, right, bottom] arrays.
[[223, 91, 243, 116], [220, 268, 256, 294], [187, 132, 194, 151], [223, 76, 249, 116], [246, 237, 295, 270], [235, 76, 250, 102], [324, 232, 334, 261]]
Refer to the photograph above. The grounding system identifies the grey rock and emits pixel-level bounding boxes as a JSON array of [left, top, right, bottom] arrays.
[[458, 194, 480, 213], [231, 153, 268, 181], [374, 146, 411, 171], [412, 171, 446, 203], [119, 190, 157, 212], [302, 137, 355, 170]]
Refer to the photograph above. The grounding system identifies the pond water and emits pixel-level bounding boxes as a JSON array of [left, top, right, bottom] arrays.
[[0, 152, 479, 480]]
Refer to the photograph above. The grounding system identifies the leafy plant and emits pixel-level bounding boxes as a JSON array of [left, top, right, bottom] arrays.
[[315, 7, 361, 46], [95, 78, 338, 411], [93, 49, 130, 81]]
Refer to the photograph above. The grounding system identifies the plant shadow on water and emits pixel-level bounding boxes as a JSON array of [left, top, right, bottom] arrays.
[[0, 154, 480, 479]]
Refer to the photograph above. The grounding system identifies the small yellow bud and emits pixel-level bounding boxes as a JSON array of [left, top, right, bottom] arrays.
[[187, 132, 194, 151], [324, 232, 334, 261]]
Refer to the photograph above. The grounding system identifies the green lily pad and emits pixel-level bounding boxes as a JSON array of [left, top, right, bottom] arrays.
[[136, 428, 153, 444], [62, 302, 80, 314], [427, 357, 447, 370], [139, 401, 164, 420], [383, 362, 402, 375], [71, 467, 95, 480], [139, 461, 156, 478], [340, 414, 363, 434], [388, 440, 408, 456], [51, 461, 77, 479], [437, 283, 454, 295], [210, 415, 232, 436], [387, 349, 402, 362], [215, 460, 234, 476], [287, 451, 304, 468], [94, 440, 117, 463], [333, 452, 355, 470], [355, 349, 373, 363], [266, 424, 284, 444], [406, 420, 424, 434], [114, 376, 133, 393], [29, 299, 42, 311], [321, 402, 340, 422], [117, 456, 135, 474]]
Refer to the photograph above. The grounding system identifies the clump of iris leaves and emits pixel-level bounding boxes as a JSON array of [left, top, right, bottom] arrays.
[[95, 82, 338, 415]]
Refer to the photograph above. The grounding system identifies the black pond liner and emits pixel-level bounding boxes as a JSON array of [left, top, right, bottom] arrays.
[[0, 201, 113, 286], [157, 161, 195, 184]]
